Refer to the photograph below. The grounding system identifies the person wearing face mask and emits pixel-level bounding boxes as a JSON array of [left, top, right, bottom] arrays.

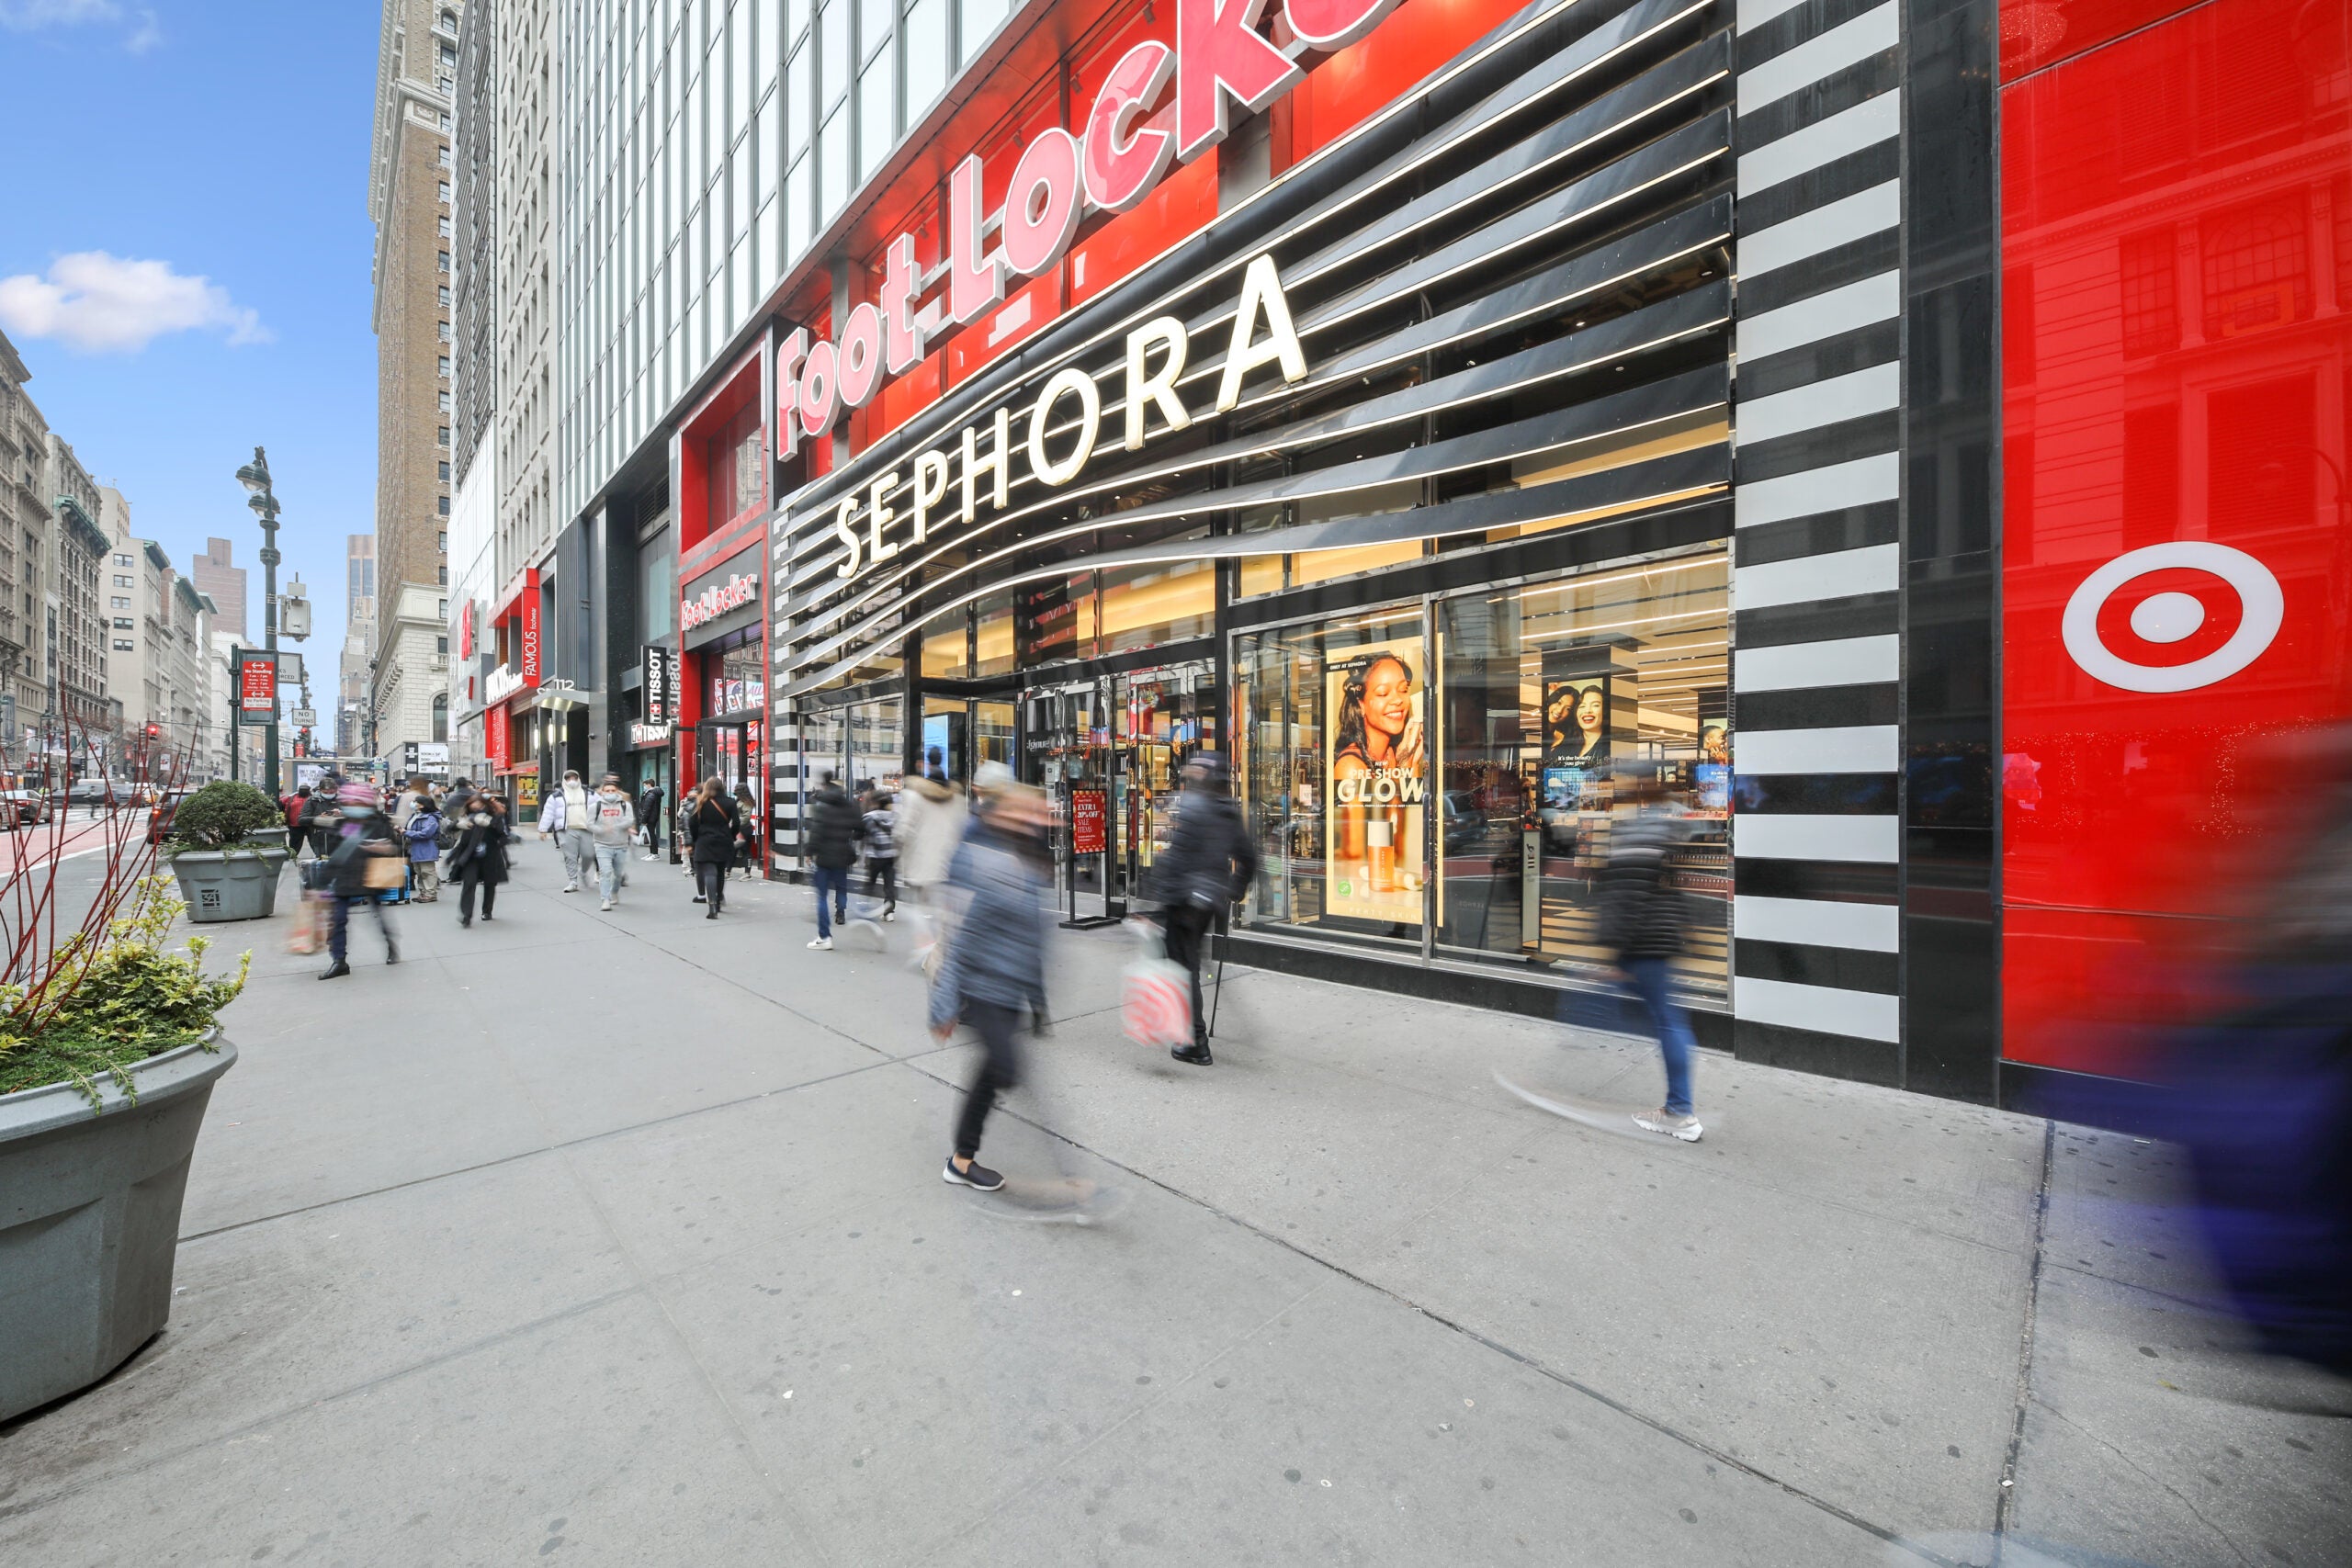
[[584, 773, 638, 911], [1144, 751, 1260, 1066], [930, 781, 1053, 1193], [538, 769, 593, 892], [450, 791, 511, 928]]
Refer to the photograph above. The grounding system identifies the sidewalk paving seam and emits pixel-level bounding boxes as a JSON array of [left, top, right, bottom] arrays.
[[175, 1043, 967, 1246], [888, 1054, 1963, 1568], [1993, 1118, 2055, 1560]]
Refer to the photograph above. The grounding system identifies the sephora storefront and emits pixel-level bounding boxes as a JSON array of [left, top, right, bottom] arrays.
[[716, 0, 2346, 1101], [770, 0, 1744, 1037]]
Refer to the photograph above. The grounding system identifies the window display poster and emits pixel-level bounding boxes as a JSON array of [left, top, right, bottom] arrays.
[[1323, 637, 1428, 924], [1543, 677, 1611, 769]]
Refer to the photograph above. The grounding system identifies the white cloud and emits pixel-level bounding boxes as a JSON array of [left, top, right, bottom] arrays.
[[0, 0, 162, 51], [0, 1, 121, 29], [0, 253, 268, 354]]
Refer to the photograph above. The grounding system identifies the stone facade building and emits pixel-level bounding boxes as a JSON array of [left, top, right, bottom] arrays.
[[43, 433, 111, 764], [0, 331, 49, 761], [369, 0, 462, 771]]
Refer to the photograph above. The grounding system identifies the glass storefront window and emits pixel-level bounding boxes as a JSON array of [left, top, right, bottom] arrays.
[[1098, 556, 1213, 656], [639, 526, 673, 640], [920, 608, 968, 679], [1432, 549, 1730, 1002], [1231, 548, 1733, 1002], [974, 589, 1014, 677], [1234, 605, 1430, 950]]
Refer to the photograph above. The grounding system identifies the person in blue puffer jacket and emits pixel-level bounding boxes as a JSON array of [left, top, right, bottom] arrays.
[[927, 780, 1051, 1194]]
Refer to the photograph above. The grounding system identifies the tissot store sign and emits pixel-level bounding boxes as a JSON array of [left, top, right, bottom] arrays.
[[776, 0, 1396, 447]]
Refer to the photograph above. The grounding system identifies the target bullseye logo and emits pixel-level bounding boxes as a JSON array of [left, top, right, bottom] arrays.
[[2061, 542, 2282, 693]]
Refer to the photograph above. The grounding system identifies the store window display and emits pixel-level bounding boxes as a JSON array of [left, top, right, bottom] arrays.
[[1232, 547, 1731, 1002]]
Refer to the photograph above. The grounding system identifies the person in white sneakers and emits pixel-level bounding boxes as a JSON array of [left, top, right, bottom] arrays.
[[538, 770, 593, 892], [861, 789, 899, 920], [585, 773, 637, 911]]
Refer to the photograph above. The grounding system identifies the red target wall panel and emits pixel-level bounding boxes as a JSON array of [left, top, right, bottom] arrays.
[[1998, 0, 2352, 1072]]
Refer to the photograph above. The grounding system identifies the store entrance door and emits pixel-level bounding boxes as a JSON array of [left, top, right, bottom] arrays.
[[919, 696, 1015, 785], [1023, 660, 1216, 923]]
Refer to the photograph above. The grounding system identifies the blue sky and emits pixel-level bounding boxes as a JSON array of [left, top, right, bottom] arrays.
[[0, 0, 381, 723]]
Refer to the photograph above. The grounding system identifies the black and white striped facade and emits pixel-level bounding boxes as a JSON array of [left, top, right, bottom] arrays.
[[1728, 0, 1906, 1074]]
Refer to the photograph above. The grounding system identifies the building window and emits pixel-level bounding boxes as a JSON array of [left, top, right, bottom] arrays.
[[438, 390, 451, 411], [437, 530, 447, 551], [113, 615, 131, 628], [438, 181, 452, 204], [438, 460, 451, 481], [437, 321, 453, 342], [113, 639, 133, 652], [438, 145, 452, 168], [437, 598, 447, 618], [432, 694, 448, 743], [437, 565, 448, 584], [110, 595, 129, 609], [436, 495, 450, 516], [113, 553, 131, 567], [113, 574, 132, 588], [437, 251, 451, 272], [436, 635, 448, 653], [437, 425, 450, 446], [437, 355, 451, 378], [438, 216, 453, 239]]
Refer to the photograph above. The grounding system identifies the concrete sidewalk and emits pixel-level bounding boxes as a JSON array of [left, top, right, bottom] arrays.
[[2, 852, 2344, 1566]]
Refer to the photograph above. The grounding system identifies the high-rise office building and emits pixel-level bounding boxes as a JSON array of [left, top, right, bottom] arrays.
[[190, 537, 247, 643], [340, 533, 378, 757], [368, 0, 462, 771]]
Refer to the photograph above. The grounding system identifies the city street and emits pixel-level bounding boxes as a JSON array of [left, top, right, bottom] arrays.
[[1, 851, 2344, 1566]]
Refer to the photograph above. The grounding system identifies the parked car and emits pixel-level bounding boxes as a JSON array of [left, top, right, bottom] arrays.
[[0, 789, 52, 828], [147, 789, 200, 845]]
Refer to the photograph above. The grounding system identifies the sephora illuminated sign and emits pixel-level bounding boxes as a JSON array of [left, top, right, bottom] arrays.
[[778, 0, 1395, 447], [822, 254, 1305, 583]]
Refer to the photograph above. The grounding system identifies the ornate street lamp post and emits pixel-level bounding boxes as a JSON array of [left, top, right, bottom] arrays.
[[233, 446, 283, 795]]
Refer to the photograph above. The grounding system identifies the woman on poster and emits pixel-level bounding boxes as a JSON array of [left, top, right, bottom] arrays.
[[1332, 651, 1427, 899]]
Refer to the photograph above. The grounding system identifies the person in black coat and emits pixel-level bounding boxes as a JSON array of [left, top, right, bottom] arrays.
[[803, 770, 860, 948], [1146, 751, 1261, 1066], [686, 778, 740, 916], [449, 793, 511, 928]]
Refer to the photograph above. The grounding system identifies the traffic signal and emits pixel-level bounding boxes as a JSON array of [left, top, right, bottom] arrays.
[[143, 722, 160, 739]]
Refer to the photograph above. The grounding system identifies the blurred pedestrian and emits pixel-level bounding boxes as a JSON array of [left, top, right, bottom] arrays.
[[539, 769, 592, 892], [586, 773, 637, 911], [285, 784, 311, 836], [930, 781, 1052, 1193], [804, 769, 858, 949], [404, 789, 444, 903], [637, 778, 665, 859], [1145, 751, 1258, 1066], [732, 780, 762, 879], [450, 791, 510, 928], [686, 777, 739, 916], [896, 773, 964, 973], [299, 773, 341, 864], [1600, 768, 1701, 1142], [320, 782, 401, 978], [862, 788, 899, 920]]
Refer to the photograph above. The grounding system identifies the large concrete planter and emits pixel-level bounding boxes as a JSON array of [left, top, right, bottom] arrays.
[[0, 1035, 236, 1421], [168, 847, 288, 922], [243, 825, 290, 850]]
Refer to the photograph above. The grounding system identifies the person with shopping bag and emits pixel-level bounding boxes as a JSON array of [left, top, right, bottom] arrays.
[[1141, 752, 1259, 1066], [320, 782, 401, 979]]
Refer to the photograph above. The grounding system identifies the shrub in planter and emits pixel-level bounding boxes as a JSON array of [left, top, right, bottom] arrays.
[[161, 780, 284, 854], [0, 875, 250, 1420], [0, 877, 250, 1103], [163, 781, 291, 922]]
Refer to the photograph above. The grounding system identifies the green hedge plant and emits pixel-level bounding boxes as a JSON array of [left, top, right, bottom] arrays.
[[163, 779, 284, 855], [0, 877, 249, 1107]]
